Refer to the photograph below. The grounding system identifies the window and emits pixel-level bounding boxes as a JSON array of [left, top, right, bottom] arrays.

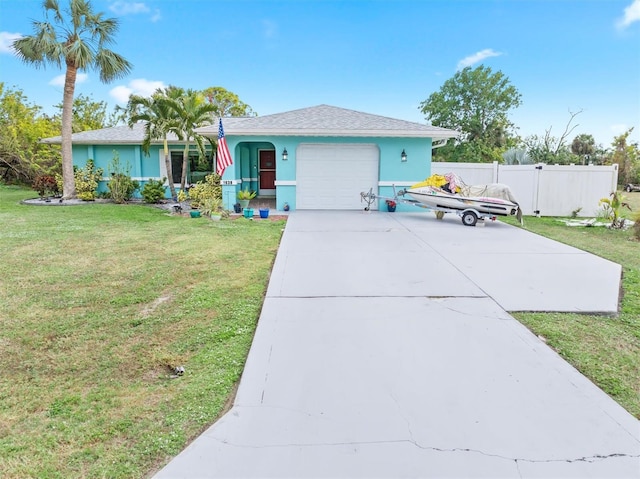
[[170, 152, 213, 184]]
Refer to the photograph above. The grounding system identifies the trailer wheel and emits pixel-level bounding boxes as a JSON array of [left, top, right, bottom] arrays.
[[462, 211, 478, 227]]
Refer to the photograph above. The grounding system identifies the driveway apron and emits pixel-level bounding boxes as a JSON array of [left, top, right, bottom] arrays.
[[155, 211, 639, 478]]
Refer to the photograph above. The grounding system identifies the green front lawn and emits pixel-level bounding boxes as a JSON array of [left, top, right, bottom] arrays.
[[1, 184, 638, 478], [0, 186, 285, 478]]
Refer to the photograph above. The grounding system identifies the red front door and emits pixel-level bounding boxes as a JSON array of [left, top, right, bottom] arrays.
[[259, 150, 276, 192]]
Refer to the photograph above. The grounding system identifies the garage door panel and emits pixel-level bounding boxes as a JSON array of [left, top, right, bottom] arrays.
[[297, 144, 379, 210]]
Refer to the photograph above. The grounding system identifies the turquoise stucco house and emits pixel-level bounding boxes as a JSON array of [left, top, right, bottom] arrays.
[[42, 105, 458, 211]]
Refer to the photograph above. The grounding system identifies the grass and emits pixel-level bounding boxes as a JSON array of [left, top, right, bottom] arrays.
[[0, 185, 285, 478], [1, 185, 639, 477], [502, 189, 640, 419]]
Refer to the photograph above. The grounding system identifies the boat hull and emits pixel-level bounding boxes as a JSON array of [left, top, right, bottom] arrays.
[[406, 186, 519, 217]]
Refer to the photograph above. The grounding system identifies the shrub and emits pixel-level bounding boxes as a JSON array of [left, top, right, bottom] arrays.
[[141, 178, 167, 203], [199, 197, 223, 217], [32, 175, 59, 198], [58, 159, 103, 201], [177, 190, 188, 203], [599, 192, 631, 229], [189, 173, 222, 208], [107, 152, 139, 203]]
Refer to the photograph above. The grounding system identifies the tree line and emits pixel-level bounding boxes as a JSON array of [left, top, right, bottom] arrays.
[[420, 65, 639, 186], [4, 0, 638, 196], [0, 82, 253, 188]]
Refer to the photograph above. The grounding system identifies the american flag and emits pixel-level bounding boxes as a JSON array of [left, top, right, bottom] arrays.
[[216, 119, 233, 177]]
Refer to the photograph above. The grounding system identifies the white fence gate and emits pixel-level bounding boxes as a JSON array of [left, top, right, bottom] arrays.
[[431, 162, 619, 217]]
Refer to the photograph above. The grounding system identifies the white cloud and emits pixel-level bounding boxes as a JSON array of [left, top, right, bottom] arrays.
[[150, 9, 161, 22], [109, 1, 150, 15], [49, 73, 88, 87], [0, 32, 22, 54], [109, 78, 166, 103], [456, 49, 502, 70], [617, 0, 640, 29]]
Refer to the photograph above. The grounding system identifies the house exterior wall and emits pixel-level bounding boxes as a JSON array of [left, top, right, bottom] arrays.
[[223, 136, 434, 211], [71, 134, 435, 207], [72, 144, 202, 197]]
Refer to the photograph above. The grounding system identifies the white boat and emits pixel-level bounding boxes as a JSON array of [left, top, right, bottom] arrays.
[[403, 185, 520, 225]]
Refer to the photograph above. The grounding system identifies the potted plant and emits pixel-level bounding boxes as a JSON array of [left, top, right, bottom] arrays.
[[259, 206, 270, 218], [237, 188, 256, 209], [199, 197, 222, 219], [386, 199, 397, 212]]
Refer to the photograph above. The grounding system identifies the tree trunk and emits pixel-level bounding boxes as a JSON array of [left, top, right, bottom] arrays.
[[163, 138, 177, 199], [180, 141, 189, 192], [61, 62, 78, 199]]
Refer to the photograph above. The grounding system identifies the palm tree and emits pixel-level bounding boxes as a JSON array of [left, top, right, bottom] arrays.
[[124, 87, 183, 199], [164, 90, 216, 192], [13, 0, 132, 199]]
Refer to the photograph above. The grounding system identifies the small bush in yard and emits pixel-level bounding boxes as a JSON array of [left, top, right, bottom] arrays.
[[141, 178, 167, 203], [189, 173, 221, 208], [32, 175, 59, 198], [55, 159, 103, 201], [107, 152, 139, 203]]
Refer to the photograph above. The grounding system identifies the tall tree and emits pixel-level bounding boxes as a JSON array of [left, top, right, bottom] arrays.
[[54, 93, 115, 132], [570, 134, 596, 165], [609, 128, 639, 185], [524, 110, 583, 165], [124, 86, 183, 199], [201, 87, 257, 118], [13, 0, 132, 198], [0, 83, 60, 183], [165, 89, 216, 191], [420, 65, 521, 162]]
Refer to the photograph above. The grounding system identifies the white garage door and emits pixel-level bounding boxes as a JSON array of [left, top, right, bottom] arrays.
[[296, 144, 379, 209]]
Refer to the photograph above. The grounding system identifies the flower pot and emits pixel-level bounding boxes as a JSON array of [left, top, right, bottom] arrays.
[[387, 205, 396, 212], [259, 208, 269, 218], [233, 203, 242, 213], [239, 199, 250, 209], [190, 210, 201, 218], [243, 208, 254, 218]]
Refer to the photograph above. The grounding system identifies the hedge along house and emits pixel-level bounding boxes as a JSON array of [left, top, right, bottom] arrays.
[[40, 122, 220, 194], [197, 105, 459, 211]]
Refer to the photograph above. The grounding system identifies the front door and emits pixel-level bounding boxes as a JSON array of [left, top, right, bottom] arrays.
[[259, 150, 276, 196]]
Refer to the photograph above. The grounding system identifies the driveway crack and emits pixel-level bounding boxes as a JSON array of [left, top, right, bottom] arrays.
[[213, 435, 639, 466]]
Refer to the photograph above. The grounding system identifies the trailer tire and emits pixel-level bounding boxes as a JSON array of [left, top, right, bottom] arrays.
[[462, 211, 478, 227]]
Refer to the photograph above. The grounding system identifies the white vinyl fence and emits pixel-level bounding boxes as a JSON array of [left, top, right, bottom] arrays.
[[431, 162, 619, 217]]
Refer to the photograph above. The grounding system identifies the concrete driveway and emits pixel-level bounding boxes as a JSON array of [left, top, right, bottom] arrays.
[[154, 211, 639, 478]]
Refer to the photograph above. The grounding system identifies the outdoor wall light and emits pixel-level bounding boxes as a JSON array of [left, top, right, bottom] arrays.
[[401, 149, 407, 162], [282, 148, 288, 161]]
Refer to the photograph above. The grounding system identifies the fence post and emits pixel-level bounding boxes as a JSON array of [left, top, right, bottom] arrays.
[[492, 161, 499, 183]]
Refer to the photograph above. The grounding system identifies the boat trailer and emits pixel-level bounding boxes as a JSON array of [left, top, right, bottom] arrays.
[[360, 186, 499, 227]]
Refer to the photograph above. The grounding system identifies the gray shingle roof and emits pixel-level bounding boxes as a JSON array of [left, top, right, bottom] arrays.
[[40, 122, 188, 145], [198, 105, 459, 139], [40, 105, 458, 144]]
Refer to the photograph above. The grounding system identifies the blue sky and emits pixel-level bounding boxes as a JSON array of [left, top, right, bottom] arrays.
[[1, 0, 639, 147]]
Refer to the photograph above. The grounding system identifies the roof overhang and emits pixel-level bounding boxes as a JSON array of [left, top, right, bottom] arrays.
[[207, 128, 459, 139]]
